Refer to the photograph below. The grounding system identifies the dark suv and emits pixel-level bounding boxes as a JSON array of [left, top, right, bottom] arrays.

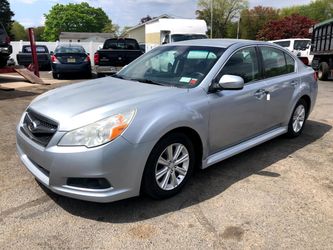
[[0, 23, 12, 68]]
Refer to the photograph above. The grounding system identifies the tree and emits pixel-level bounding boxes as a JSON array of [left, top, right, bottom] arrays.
[[33, 26, 46, 41], [256, 14, 316, 41], [43, 2, 115, 41], [280, 0, 333, 22], [240, 6, 279, 39], [196, 0, 248, 38], [11, 21, 27, 41], [0, 0, 14, 36]]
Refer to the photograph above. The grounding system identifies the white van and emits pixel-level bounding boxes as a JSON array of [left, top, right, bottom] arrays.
[[269, 38, 313, 65]]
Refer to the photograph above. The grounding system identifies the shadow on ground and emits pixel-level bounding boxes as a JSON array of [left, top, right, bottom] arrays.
[[41, 120, 331, 223]]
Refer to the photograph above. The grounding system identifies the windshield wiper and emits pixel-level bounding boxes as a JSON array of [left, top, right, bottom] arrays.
[[112, 74, 125, 79], [130, 78, 164, 86]]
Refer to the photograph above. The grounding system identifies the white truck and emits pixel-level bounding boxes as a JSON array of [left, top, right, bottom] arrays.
[[269, 38, 314, 66], [124, 18, 208, 52]]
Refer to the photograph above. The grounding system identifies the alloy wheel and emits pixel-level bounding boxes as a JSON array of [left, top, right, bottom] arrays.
[[292, 104, 306, 133]]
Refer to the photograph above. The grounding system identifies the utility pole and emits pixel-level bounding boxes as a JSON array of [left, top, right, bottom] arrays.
[[210, 0, 213, 38], [237, 17, 241, 39]]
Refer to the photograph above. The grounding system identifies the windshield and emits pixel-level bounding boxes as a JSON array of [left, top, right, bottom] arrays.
[[171, 34, 208, 42], [294, 40, 310, 50], [117, 45, 225, 88]]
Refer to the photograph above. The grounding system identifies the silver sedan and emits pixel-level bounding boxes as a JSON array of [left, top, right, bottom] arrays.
[[16, 39, 318, 202]]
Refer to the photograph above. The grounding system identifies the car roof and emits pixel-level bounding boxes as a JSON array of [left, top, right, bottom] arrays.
[[56, 44, 84, 48], [170, 39, 271, 48]]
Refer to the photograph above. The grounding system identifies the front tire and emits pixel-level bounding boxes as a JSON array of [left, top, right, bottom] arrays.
[[286, 99, 308, 138], [142, 133, 195, 199]]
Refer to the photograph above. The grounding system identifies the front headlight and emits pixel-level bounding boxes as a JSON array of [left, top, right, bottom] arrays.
[[58, 109, 136, 148]]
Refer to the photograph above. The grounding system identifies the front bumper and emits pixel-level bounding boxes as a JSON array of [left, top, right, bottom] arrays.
[[16, 124, 153, 203]]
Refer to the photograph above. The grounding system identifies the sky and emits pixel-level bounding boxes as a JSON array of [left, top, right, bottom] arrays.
[[8, 0, 313, 28]]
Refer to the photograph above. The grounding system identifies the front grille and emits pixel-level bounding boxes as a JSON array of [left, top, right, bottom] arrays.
[[21, 109, 58, 147]]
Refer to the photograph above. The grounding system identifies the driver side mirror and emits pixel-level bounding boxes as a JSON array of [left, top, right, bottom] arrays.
[[209, 75, 244, 92]]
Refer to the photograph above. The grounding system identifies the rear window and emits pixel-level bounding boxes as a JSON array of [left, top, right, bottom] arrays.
[[23, 46, 48, 53], [103, 39, 139, 50], [55, 46, 85, 53], [273, 41, 291, 48]]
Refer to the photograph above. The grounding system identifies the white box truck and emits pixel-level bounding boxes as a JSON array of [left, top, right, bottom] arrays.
[[124, 17, 208, 52]]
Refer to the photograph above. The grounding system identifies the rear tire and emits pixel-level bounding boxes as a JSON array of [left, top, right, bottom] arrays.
[[142, 133, 195, 199], [318, 62, 329, 81], [0, 57, 8, 68], [52, 72, 58, 79], [286, 99, 308, 138]]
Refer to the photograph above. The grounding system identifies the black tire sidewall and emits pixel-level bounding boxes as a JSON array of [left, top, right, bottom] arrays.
[[142, 133, 195, 199], [318, 62, 329, 81], [287, 99, 308, 138]]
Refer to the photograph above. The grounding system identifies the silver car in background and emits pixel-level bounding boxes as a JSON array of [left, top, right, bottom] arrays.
[[16, 39, 318, 202]]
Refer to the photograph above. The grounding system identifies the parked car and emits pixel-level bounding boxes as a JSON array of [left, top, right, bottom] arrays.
[[270, 38, 313, 66], [0, 22, 12, 68], [94, 38, 143, 77], [16, 39, 317, 203], [16, 45, 51, 70], [51, 44, 91, 79], [311, 17, 333, 81]]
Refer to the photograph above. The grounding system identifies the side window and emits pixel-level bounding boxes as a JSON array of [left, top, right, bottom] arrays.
[[260, 47, 290, 78], [285, 53, 295, 73], [218, 47, 259, 84]]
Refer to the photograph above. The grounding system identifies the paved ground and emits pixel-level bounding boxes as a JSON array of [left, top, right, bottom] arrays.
[[0, 74, 332, 249]]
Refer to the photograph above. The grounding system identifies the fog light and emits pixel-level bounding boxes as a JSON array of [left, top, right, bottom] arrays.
[[66, 178, 111, 189]]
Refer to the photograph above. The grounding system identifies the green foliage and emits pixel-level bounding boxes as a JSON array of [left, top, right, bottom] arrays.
[[33, 26, 46, 41], [240, 6, 279, 39], [280, 0, 333, 22], [196, 0, 248, 38], [0, 0, 14, 36], [11, 21, 27, 41], [43, 2, 114, 41]]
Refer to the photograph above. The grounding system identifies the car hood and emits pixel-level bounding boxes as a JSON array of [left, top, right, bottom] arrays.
[[28, 77, 187, 131]]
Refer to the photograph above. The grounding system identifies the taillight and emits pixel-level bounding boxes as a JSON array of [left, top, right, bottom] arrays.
[[299, 57, 309, 66], [84, 55, 90, 62], [5, 36, 10, 44], [94, 53, 99, 65], [314, 71, 318, 81], [51, 55, 60, 64]]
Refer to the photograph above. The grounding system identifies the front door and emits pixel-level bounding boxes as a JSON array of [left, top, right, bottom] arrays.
[[208, 46, 271, 154]]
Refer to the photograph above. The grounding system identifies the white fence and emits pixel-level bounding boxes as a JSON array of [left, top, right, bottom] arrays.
[[10, 41, 104, 66]]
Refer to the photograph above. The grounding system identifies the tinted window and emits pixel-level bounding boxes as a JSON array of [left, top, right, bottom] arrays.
[[273, 41, 290, 47], [260, 47, 289, 78], [23, 46, 48, 53], [103, 39, 139, 50], [218, 47, 260, 83], [171, 34, 208, 42], [294, 40, 310, 50], [285, 53, 295, 73], [55, 46, 85, 53]]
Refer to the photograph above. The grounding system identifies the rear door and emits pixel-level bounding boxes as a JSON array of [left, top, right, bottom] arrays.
[[258, 46, 298, 127], [0, 23, 8, 45]]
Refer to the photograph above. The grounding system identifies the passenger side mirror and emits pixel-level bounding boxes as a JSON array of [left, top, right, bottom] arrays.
[[210, 75, 244, 92]]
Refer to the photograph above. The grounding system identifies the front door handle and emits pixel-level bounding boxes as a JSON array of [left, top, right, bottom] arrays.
[[254, 89, 268, 99], [290, 80, 298, 87]]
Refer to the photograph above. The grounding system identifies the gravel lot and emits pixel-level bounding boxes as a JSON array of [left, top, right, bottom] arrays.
[[0, 73, 332, 249]]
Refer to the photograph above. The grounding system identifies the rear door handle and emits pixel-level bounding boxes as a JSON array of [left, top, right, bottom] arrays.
[[290, 80, 298, 87]]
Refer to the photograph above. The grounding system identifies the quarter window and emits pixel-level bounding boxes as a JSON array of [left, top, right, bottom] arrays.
[[285, 53, 295, 73], [260, 47, 293, 78], [218, 47, 260, 83]]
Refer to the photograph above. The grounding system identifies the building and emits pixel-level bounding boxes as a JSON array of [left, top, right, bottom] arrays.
[[59, 32, 114, 43]]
